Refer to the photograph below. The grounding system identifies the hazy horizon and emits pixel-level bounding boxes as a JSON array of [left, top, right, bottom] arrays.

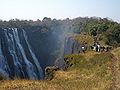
[[0, 0, 120, 22]]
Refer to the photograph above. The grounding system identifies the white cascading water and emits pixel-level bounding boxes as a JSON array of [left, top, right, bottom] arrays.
[[4, 29, 24, 77], [0, 39, 10, 78], [64, 36, 74, 55], [22, 30, 43, 79], [13, 28, 37, 79], [0, 28, 43, 79]]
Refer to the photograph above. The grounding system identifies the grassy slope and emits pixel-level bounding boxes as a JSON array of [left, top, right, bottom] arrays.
[[52, 51, 113, 90], [0, 35, 119, 90], [0, 50, 117, 90]]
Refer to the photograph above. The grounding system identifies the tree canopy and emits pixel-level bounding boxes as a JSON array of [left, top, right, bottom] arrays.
[[0, 17, 120, 47]]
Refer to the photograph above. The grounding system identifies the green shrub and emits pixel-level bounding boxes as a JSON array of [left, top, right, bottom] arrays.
[[45, 66, 59, 80], [0, 73, 7, 80]]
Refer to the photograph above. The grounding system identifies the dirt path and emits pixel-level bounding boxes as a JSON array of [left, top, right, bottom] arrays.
[[110, 53, 120, 90]]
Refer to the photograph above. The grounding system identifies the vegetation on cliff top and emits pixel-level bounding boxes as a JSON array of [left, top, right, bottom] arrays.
[[0, 17, 120, 47], [0, 17, 120, 89]]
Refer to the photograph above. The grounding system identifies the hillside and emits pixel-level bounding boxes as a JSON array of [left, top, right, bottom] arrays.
[[0, 17, 120, 89], [0, 48, 120, 90]]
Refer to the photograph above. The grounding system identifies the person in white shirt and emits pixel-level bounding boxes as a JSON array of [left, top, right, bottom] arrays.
[[82, 46, 85, 53], [97, 44, 101, 52]]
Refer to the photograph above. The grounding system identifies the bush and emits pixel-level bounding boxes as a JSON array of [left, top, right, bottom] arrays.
[[45, 66, 59, 80], [0, 73, 7, 80]]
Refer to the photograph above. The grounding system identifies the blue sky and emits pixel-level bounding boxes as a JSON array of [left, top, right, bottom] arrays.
[[0, 0, 120, 22]]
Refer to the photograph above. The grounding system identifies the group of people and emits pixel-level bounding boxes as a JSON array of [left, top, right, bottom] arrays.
[[81, 43, 110, 53], [91, 42, 109, 52], [80, 39, 111, 53], [92, 44, 102, 52]]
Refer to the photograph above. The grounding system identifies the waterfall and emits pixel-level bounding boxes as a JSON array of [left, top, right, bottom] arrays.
[[4, 29, 24, 78], [64, 36, 75, 55], [22, 29, 43, 79], [0, 28, 43, 79], [0, 39, 9, 78]]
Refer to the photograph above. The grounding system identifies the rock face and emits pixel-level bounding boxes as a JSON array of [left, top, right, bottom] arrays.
[[45, 66, 59, 80], [56, 36, 85, 70], [0, 28, 43, 79], [0, 27, 90, 79], [64, 36, 83, 55], [0, 26, 69, 79]]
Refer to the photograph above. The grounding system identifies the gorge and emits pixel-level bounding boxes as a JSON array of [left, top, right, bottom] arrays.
[[0, 17, 119, 80]]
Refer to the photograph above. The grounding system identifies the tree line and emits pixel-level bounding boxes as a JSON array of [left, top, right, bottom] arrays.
[[0, 17, 119, 47]]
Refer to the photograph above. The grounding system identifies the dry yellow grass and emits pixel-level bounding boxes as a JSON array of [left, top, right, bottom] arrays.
[[0, 79, 64, 90], [80, 51, 100, 60], [52, 51, 113, 90], [0, 50, 119, 90]]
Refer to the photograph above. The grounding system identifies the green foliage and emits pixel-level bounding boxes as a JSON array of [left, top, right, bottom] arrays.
[[45, 66, 59, 80], [69, 17, 120, 47], [104, 24, 120, 46], [0, 73, 7, 80], [64, 54, 85, 70], [64, 52, 113, 72], [89, 24, 108, 36], [0, 17, 119, 47], [61, 51, 114, 89], [45, 69, 54, 80], [74, 34, 94, 46]]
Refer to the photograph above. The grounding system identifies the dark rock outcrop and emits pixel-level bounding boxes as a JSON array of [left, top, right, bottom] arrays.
[[56, 36, 91, 70], [45, 66, 59, 80], [64, 36, 90, 55]]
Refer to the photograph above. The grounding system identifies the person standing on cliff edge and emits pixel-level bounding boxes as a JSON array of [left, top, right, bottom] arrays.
[[82, 46, 85, 53]]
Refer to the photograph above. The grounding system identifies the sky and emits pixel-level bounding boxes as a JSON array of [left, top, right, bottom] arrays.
[[0, 0, 120, 22]]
